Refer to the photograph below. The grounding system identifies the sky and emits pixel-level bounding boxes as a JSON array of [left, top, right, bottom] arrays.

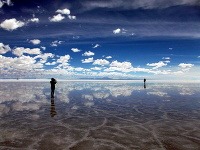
[[0, 0, 200, 80]]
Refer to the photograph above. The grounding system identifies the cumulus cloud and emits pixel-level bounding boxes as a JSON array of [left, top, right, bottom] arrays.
[[41, 46, 46, 50], [162, 57, 170, 60], [147, 61, 168, 69], [55, 8, 76, 20], [81, 57, 94, 63], [45, 61, 56, 65], [0, 18, 25, 31], [57, 55, 70, 66], [50, 40, 63, 47], [0, 1, 3, 8], [30, 39, 41, 45], [82, 51, 95, 56], [29, 18, 39, 23], [71, 48, 81, 52], [93, 44, 100, 48], [68, 15, 76, 20], [0, 0, 12, 8], [122, 28, 127, 34], [113, 28, 121, 34], [13, 47, 41, 56], [106, 56, 112, 59], [93, 59, 109, 66], [110, 60, 132, 68], [178, 63, 194, 68], [56, 8, 70, 15], [105, 60, 133, 72], [0, 54, 43, 71], [34, 53, 54, 64], [0, 43, 11, 54], [91, 67, 102, 70], [49, 14, 65, 22]]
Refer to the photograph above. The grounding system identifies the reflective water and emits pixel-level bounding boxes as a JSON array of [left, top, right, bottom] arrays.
[[0, 81, 200, 150]]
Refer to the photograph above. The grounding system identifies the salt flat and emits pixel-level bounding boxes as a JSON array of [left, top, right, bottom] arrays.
[[0, 81, 199, 150]]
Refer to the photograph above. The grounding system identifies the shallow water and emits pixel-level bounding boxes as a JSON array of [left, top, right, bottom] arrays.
[[0, 81, 200, 150]]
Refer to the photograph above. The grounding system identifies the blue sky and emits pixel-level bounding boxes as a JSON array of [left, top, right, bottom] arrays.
[[0, 0, 200, 80]]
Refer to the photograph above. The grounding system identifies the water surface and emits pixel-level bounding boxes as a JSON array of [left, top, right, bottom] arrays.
[[0, 81, 200, 150]]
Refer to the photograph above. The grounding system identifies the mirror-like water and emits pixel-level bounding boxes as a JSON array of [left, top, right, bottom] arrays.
[[0, 81, 200, 150]]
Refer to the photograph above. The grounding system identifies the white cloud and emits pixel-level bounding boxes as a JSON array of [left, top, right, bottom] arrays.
[[0, 43, 11, 54], [68, 15, 76, 20], [93, 44, 100, 48], [178, 63, 194, 68], [50, 40, 63, 47], [106, 56, 112, 59], [45, 62, 56, 65], [6, 0, 12, 6], [113, 28, 121, 34], [55, 8, 76, 20], [0, 18, 25, 31], [73, 67, 86, 72], [81, 57, 94, 63], [93, 59, 109, 66], [197, 56, 200, 58], [82, 51, 95, 56], [147, 61, 168, 69], [71, 48, 81, 52], [0, 0, 12, 8], [56, 8, 70, 15], [30, 39, 41, 45], [110, 60, 132, 68], [0, 1, 3, 8], [13, 47, 41, 56], [57, 55, 70, 66], [162, 57, 170, 60], [91, 67, 102, 70], [0, 55, 43, 71], [169, 48, 173, 50], [41, 46, 46, 50], [122, 28, 127, 33], [49, 14, 65, 22], [29, 18, 39, 23], [34, 53, 54, 64], [105, 60, 133, 72]]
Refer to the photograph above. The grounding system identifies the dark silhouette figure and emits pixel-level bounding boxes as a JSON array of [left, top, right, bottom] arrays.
[[144, 78, 146, 89], [50, 98, 57, 117], [50, 78, 57, 98]]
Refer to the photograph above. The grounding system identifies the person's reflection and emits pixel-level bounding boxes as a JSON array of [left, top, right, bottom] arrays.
[[144, 83, 146, 89], [50, 98, 57, 117]]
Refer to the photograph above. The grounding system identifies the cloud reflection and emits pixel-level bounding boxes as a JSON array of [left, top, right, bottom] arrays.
[[0, 81, 198, 116]]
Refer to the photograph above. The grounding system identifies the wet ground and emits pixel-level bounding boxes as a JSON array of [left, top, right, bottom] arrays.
[[0, 81, 200, 150]]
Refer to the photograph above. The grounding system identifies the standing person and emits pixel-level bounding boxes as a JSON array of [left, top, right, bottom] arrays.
[[50, 78, 57, 98], [144, 78, 146, 89]]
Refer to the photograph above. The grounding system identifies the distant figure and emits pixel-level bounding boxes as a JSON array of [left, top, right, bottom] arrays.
[[50, 78, 57, 98], [50, 98, 57, 117], [144, 78, 146, 89]]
